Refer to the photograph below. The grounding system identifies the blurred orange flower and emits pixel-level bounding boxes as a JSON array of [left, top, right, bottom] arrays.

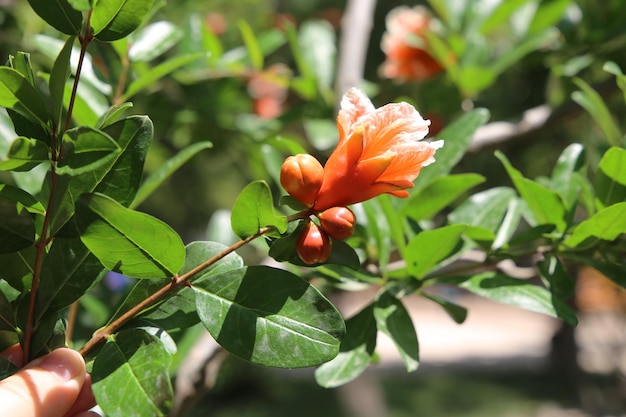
[[312, 88, 443, 211], [380, 6, 443, 81]]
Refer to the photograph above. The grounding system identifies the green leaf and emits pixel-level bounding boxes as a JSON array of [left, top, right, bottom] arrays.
[[76, 193, 185, 279], [403, 173, 485, 221], [564, 255, 626, 288], [420, 292, 467, 324], [596, 147, 626, 209], [27, 0, 83, 35], [121, 53, 204, 101], [131, 141, 212, 209], [92, 328, 173, 417], [362, 198, 393, 271], [0, 136, 49, 172], [0, 246, 36, 291], [563, 202, 626, 248], [492, 29, 560, 77], [496, 151, 567, 230], [0, 67, 50, 127], [192, 265, 345, 368], [314, 305, 376, 388], [604, 61, 626, 103], [0, 195, 35, 253], [238, 20, 263, 70], [450, 272, 578, 326], [374, 291, 419, 372], [550, 143, 586, 209], [405, 225, 467, 279], [572, 78, 621, 147], [49, 36, 75, 130], [128, 21, 183, 62], [36, 238, 103, 320], [298, 20, 336, 90], [96, 102, 133, 129], [0, 183, 45, 215], [537, 255, 575, 300], [492, 198, 523, 249], [92, 0, 154, 42], [448, 186, 517, 232], [479, 0, 533, 34], [9, 52, 36, 85], [527, 0, 570, 34], [231, 180, 287, 239], [0, 289, 16, 332], [414, 109, 490, 190], [56, 126, 121, 176]]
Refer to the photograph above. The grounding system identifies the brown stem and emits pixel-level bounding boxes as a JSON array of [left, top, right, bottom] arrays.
[[65, 301, 79, 347], [78, 226, 274, 357], [64, 11, 93, 134]]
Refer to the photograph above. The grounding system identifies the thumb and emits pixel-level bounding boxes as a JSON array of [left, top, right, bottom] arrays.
[[0, 348, 87, 417]]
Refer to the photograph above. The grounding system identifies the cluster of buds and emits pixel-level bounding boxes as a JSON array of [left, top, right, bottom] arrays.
[[280, 154, 357, 264]]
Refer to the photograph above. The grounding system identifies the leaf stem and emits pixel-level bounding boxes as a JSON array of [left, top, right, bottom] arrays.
[[78, 226, 274, 357]]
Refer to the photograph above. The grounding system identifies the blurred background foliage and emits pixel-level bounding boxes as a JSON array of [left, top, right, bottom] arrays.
[[1, 0, 626, 415]]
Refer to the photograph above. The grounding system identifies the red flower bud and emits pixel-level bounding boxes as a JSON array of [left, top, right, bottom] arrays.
[[318, 206, 356, 240], [280, 154, 324, 207], [296, 221, 332, 264]]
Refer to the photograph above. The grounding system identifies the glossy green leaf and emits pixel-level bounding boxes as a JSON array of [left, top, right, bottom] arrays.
[[362, 198, 393, 270], [564, 255, 626, 288], [129, 21, 183, 62], [314, 305, 376, 388], [57, 126, 121, 176], [231, 180, 287, 239], [420, 292, 467, 324], [604, 61, 626, 102], [121, 53, 204, 101], [0, 68, 49, 127], [491, 198, 523, 249], [374, 292, 419, 372], [414, 109, 490, 190], [0, 195, 35, 253], [563, 202, 626, 248], [47, 116, 152, 235], [537, 255, 575, 300], [451, 272, 577, 326], [572, 78, 621, 147], [36, 238, 103, 320], [0, 137, 49, 172], [403, 173, 485, 221], [496, 151, 566, 230], [405, 225, 467, 279], [192, 265, 345, 368], [0, 183, 45, 215], [96, 102, 133, 129], [378, 195, 408, 256], [448, 187, 516, 232], [596, 147, 626, 209], [132, 141, 212, 209], [92, 0, 154, 42], [27, 0, 83, 35], [113, 241, 244, 330], [479, 0, 532, 34], [92, 328, 173, 417], [76, 193, 185, 278], [550, 143, 586, 209], [49, 36, 74, 130]]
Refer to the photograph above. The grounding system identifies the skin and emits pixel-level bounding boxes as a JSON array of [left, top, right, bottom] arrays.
[[0, 347, 98, 417]]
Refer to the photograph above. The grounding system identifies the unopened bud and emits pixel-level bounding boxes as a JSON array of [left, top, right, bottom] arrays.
[[296, 221, 332, 264], [318, 206, 356, 240], [280, 154, 323, 207]]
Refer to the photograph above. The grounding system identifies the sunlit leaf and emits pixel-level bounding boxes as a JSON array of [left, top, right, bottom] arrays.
[[129, 21, 183, 62], [550, 143, 585, 209], [572, 78, 621, 147], [49, 36, 74, 130], [92, 0, 154, 41], [314, 305, 376, 388], [238, 20, 263, 70], [192, 265, 345, 368], [596, 146, 626, 209], [0, 195, 35, 253], [231, 180, 287, 239], [27, 0, 83, 35], [56, 126, 121, 176], [374, 291, 419, 372], [76, 193, 185, 278], [448, 272, 577, 325], [0, 68, 49, 127], [420, 292, 467, 324], [298, 20, 336, 90], [92, 328, 173, 417], [563, 202, 626, 248], [406, 225, 467, 279], [96, 102, 134, 129], [0, 136, 49, 172], [448, 186, 517, 232]]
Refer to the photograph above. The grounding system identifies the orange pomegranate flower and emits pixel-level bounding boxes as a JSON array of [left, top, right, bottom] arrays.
[[312, 88, 443, 211]]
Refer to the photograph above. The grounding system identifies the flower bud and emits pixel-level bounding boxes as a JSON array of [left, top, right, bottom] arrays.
[[296, 221, 332, 264], [280, 154, 324, 207], [318, 206, 356, 240]]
